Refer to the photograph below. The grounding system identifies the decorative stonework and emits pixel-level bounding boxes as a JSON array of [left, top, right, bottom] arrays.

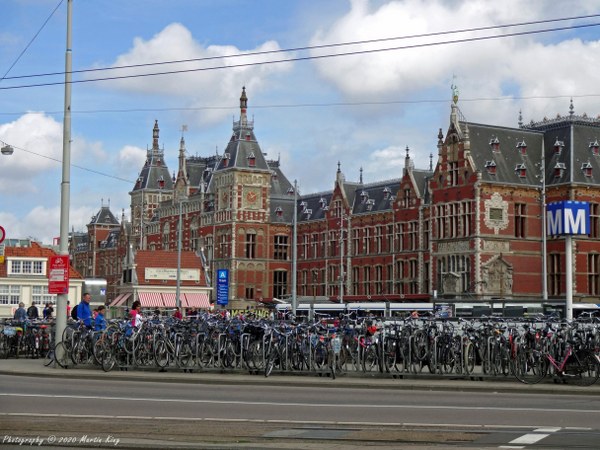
[[481, 255, 513, 296], [482, 240, 510, 253], [484, 192, 509, 235], [437, 241, 470, 254]]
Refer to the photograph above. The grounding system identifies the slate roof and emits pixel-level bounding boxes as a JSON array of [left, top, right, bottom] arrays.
[[89, 206, 120, 226]]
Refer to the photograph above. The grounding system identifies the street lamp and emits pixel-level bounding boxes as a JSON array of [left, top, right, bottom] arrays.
[[1, 144, 14, 156], [175, 199, 182, 311], [339, 215, 347, 304]]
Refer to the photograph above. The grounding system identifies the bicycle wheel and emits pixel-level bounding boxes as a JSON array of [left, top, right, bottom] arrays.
[[512, 348, 547, 384], [568, 350, 600, 386], [464, 342, 476, 375], [52, 341, 70, 369], [154, 338, 170, 369], [362, 344, 379, 372], [176, 342, 195, 370]]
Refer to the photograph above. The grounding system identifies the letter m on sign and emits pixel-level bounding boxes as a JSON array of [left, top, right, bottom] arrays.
[[547, 201, 590, 236]]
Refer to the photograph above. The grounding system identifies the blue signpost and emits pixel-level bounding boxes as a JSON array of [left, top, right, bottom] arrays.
[[216, 269, 229, 306]]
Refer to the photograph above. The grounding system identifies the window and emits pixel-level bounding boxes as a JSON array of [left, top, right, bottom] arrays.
[[461, 202, 472, 237], [409, 222, 418, 251], [375, 226, 383, 253], [403, 188, 410, 208], [549, 253, 561, 296], [300, 235, 308, 259], [245, 286, 254, 300], [423, 218, 430, 249], [515, 203, 526, 238], [162, 222, 170, 250], [409, 259, 418, 294], [329, 231, 337, 257], [273, 271, 287, 299], [363, 227, 371, 254], [395, 259, 405, 294], [0, 285, 20, 305], [352, 266, 360, 295], [387, 225, 394, 252], [8, 259, 45, 275], [395, 223, 404, 251], [311, 233, 319, 258], [588, 254, 600, 295], [375, 265, 383, 295], [387, 264, 393, 294], [449, 162, 459, 186], [352, 229, 360, 255], [274, 235, 288, 260], [590, 204, 599, 239], [333, 200, 342, 218], [32, 285, 55, 305], [363, 266, 371, 296], [245, 231, 256, 259]]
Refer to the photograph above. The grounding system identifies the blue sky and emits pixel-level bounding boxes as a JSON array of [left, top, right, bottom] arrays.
[[1, 0, 600, 244]]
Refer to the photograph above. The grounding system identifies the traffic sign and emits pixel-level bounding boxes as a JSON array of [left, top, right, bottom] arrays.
[[0, 225, 5, 244], [48, 255, 70, 294]]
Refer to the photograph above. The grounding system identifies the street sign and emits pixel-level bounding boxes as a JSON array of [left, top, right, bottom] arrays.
[[216, 269, 229, 306], [48, 255, 70, 295], [0, 225, 5, 244]]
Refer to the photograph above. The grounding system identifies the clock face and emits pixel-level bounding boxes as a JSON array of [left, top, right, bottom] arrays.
[[244, 187, 260, 209]]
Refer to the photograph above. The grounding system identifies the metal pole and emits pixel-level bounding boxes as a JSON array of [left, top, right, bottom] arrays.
[[176, 200, 182, 310], [541, 145, 548, 301], [339, 216, 344, 304], [55, 0, 72, 361], [292, 180, 298, 315], [565, 235, 573, 320]]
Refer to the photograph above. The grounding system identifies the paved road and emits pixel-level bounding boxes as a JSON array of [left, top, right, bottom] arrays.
[[1, 360, 600, 448]]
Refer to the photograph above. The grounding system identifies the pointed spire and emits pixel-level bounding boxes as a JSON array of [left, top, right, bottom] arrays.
[[152, 120, 159, 150], [518, 109, 523, 128], [429, 153, 433, 171], [240, 86, 248, 126], [359, 167, 363, 184], [569, 98, 574, 116]]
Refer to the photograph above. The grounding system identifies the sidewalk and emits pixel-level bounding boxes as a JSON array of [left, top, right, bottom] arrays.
[[2, 358, 599, 395]]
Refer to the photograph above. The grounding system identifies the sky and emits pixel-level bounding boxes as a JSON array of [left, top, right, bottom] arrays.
[[1, 0, 600, 245]]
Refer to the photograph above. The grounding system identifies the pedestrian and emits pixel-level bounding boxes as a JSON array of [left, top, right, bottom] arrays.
[[43, 303, 54, 320], [130, 300, 143, 328], [27, 303, 39, 320], [14, 302, 27, 321], [94, 305, 107, 332], [77, 292, 93, 327], [173, 307, 183, 320]]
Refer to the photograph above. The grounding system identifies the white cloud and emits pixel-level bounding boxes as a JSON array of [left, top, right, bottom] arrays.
[[101, 23, 294, 126], [309, 0, 600, 126]]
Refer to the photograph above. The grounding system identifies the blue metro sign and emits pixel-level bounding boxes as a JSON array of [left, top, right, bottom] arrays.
[[216, 269, 229, 306]]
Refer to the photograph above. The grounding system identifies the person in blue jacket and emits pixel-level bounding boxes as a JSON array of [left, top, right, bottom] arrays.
[[94, 305, 107, 331], [77, 292, 93, 327]]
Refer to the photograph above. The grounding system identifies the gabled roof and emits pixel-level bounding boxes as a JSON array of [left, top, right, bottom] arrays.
[[0, 241, 83, 279], [89, 206, 120, 226], [352, 179, 401, 215]]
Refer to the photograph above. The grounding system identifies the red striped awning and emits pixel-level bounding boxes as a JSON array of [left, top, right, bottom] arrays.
[[184, 293, 210, 309], [138, 292, 165, 307], [162, 293, 182, 308], [109, 293, 131, 307]]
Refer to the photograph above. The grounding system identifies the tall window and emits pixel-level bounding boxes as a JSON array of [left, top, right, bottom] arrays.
[[363, 266, 371, 296], [245, 231, 256, 259], [590, 203, 600, 239], [395, 259, 405, 294], [375, 265, 383, 295], [395, 223, 404, 252], [449, 161, 459, 186], [387, 264, 393, 294], [375, 226, 383, 253], [363, 227, 371, 254], [273, 271, 287, 299], [549, 253, 561, 296], [387, 225, 394, 252], [409, 222, 418, 250], [274, 235, 288, 260], [423, 219, 430, 249], [589, 254, 600, 295], [162, 222, 170, 250], [329, 231, 337, 257], [245, 286, 254, 300], [352, 229, 360, 255], [461, 201, 473, 237], [409, 259, 418, 294], [515, 203, 526, 238], [311, 233, 319, 258], [436, 205, 446, 239], [300, 235, 308, 259], [205, 235, 214, 262], [352, 266, 360, 295]]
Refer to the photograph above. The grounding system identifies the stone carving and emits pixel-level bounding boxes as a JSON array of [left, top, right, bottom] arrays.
[[484, 192, 509, 235]]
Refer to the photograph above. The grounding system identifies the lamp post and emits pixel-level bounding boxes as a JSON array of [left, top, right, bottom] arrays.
[[339, 215, 346, 304], [176, 199, 182, 310], [55, 0, 73, 362]]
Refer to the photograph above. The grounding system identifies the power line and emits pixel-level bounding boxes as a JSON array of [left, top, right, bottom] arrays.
[[1, 21, 599, 90], [4, 13, 599, 81]]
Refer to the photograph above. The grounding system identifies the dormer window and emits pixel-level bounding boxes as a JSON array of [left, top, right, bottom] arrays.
[[275, 206, 283, 217], [319, 197, 327, 209], [303, 208, 312, 219], [300, 201, 307, 212], [271, 171, 278, 181], [485, 160, 497, 175], [516, 140, 527, 155], [490, 137, 500, 152], [582, 162, 593, 177], [554, 162, 566, 178], [515, 163, 527, 178], [157, 176, 165, 190], [287, 187, 295, 196], [247, 151, 256, 167], [366, 199, 375, 211], [590, 140, 600, 156], [223, 153, 230, 167], [136, 176, 143, 187], [245, 132, 251, 141], [360, 190, 368, 203], [383, 187, 391, 199], [554, 139, 565, 154]]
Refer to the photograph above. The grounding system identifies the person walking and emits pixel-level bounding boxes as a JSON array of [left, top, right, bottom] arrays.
[[43, 303, 54, 320], [77, 292, 93, 328], [27, 304, 39, 320], [14, 302, 27, 321]]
